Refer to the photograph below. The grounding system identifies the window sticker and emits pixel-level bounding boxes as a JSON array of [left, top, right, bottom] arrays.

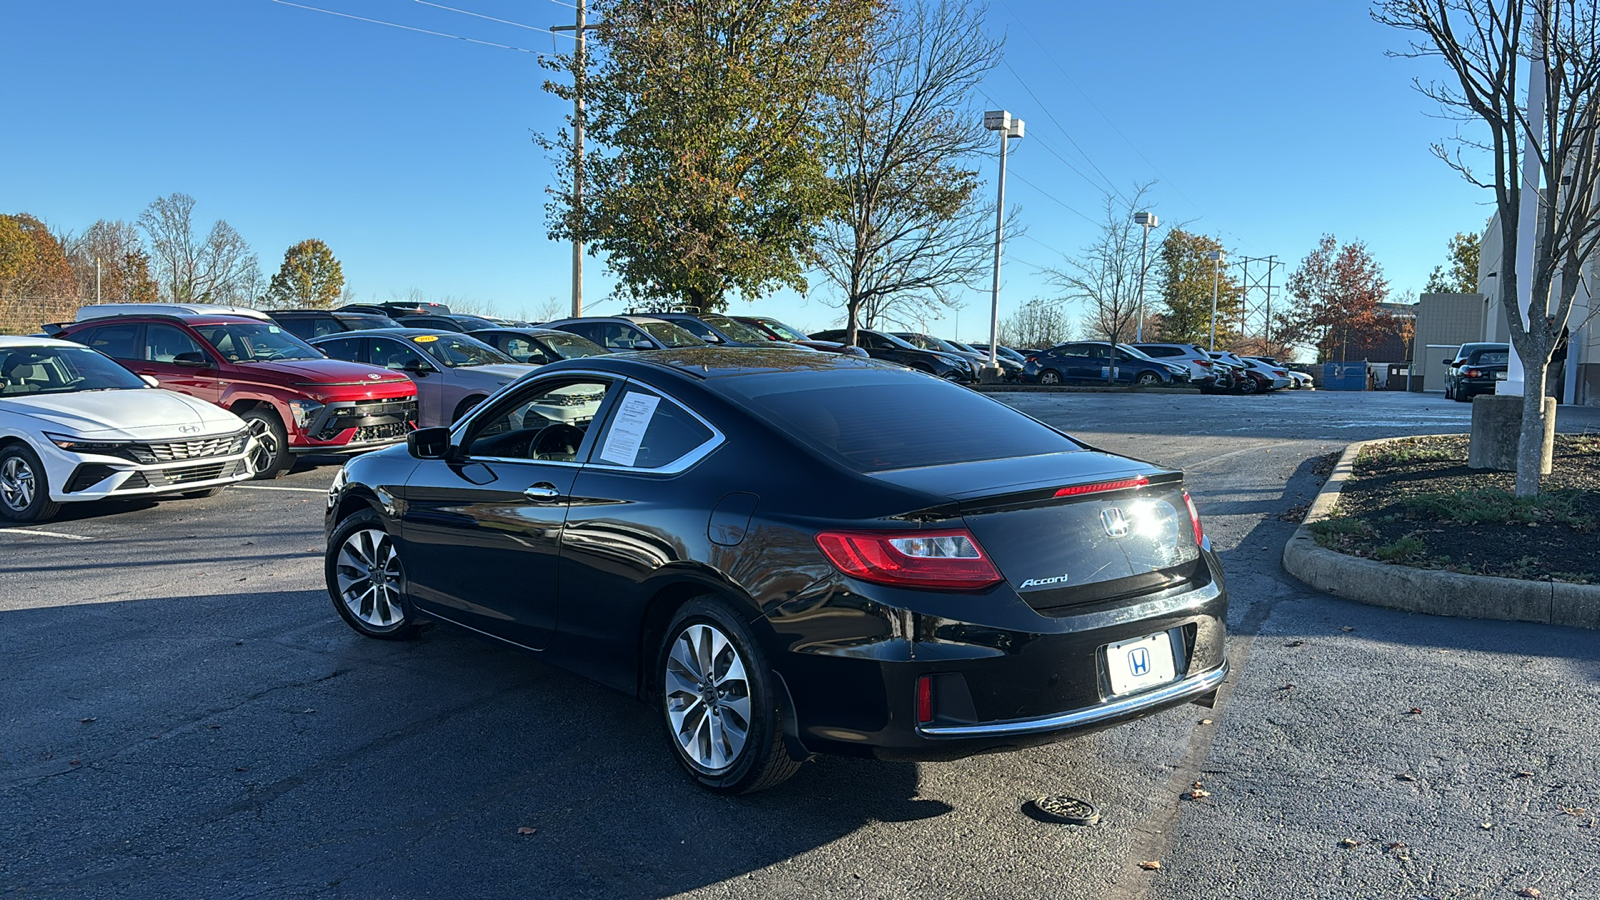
[[598, 392, 661, 466], [268, 326, 281, 333], [413, 335, 439, 343]]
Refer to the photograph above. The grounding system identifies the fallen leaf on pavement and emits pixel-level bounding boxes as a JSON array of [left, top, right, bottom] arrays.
[[1514, 771, 1534, 779], [1137, 861, 1160, 871], [516, 826, 537, 836], [1338, 838, 1359, 848], [1407, 708, 1423, 715], [1384, 842, 1407, 851], [1396, 773, 1417, 782], [79, 717, 96, 724], [1199, 718, 1213, 725], [1517, 889, 1542, 898], [1340, 626, 1355, 632], [1480, 822, 1493, 829], [1286, 640, 1306, 648]]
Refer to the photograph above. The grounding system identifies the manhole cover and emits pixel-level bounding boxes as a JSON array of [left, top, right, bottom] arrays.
[[1026, 795, 1101, 826]]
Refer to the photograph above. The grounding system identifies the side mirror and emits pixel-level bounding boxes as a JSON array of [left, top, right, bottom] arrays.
[[408, 427, 453, 460], [402, 359, 437, 375], [633, 340, 655, 351], [139, 374, 161, 388], [1444, 359, 1456, 367], [704, 333, 726, 343], [173, 351, 209, 367]]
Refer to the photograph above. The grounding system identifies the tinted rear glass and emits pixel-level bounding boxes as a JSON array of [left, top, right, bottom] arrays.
[[722, 371, 1080, 472], [1471, 350, 1509, 365]]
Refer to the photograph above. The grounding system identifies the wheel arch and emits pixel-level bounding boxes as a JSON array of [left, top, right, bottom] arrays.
[[332, 485, 386, 530], [633, 574, 765, 701]]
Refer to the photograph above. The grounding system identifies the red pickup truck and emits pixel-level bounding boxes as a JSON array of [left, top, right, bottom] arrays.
[[54, 312, 417, 478]]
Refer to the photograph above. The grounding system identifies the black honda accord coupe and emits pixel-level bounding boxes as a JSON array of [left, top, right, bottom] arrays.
[[324, 348, 1229, 793]]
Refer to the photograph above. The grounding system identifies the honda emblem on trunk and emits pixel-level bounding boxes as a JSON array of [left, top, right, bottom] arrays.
[[1100, 507, 1130, 537]]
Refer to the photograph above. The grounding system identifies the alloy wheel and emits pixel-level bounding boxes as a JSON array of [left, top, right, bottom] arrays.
[[334, 528, 407, 629], [664, 623, 753, 773], [246, 418, 280, 475], [0, 456, 36, 512]]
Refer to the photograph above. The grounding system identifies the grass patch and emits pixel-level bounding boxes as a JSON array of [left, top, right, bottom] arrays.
[[1357, 438, 1460, 467], [1373, 535, 1427, 563], [1398, 487, 1595, 531]]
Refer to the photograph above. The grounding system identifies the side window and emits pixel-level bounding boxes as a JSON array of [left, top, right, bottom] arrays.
[[370, 339, 427, 370], [311, 317, 345, 337], [594, 387, 716, 471], [78, 323, 140, 359], [503, 337, 550, 365], [316, 336, 364, 362], [858, 333, 884, 350], [673, 318, 716, 341], [145, 324, 207, 363], [462, 378, 613, 461], [563, 323, 603, 345], [1088, 345, 1109, 360], [275, 317, 316, 340]]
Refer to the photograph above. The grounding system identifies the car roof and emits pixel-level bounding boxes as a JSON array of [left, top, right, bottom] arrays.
[[0, 335, 82, 349], [308, 327, 463, 340], [67, 313, 274, 328], [468, 326, 577, 338], [535, 345, 894, 381]]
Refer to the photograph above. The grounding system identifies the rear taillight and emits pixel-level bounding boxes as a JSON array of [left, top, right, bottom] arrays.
[[1466, 368, 1481, 377], [1196, 359, 1213, 367], [1024, 355, 1038, 363], [915, 675, 934, 724], [1183, 490, 1205, 545], [1053, 475, 1149, 498], [1273, 369, 1287, 377], [814, 528, 1003, 591]]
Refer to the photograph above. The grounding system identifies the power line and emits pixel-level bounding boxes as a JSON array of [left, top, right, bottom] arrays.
[[271, 0, 548, 53], [412, 0, 569, 37], [977, 86, 1115, 202], [1019, 232, 1069, 260], [998, 58, 1128, 204], [995, 0, 1207, 217], [1005, 168, 1099, 227]]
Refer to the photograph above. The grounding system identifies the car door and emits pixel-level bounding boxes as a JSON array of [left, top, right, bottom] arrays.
[[398, 374, 619, 649], [369, 336, 446, 426], [137, 322, 224, 403], [554, 382, 724, 685]]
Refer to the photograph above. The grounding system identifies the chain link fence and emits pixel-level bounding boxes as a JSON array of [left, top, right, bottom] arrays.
[[0, 297, 91, 335]]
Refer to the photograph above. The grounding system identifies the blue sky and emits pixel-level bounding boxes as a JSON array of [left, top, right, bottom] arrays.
[[1, 1, 1491, 339]]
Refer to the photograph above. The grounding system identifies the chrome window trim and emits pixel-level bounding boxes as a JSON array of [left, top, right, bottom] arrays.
[[448, 371, 724, 476]]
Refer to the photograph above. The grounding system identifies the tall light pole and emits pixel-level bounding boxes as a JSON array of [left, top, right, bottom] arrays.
[[553, 0, 595, 318], [1206, 250, 1226, 350], [1133, 212, 1158, 342], [982, 110, 1023, 381]]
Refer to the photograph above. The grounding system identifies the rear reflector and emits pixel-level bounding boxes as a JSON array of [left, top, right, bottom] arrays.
[[815, 528, 1003, 591], [1053, 475, 1149, 498], [916, 676, 933, 724], [1183, 490, 1205, 545]]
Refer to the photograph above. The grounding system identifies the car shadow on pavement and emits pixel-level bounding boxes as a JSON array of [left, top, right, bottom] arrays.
[[0, 589, 945, 899]]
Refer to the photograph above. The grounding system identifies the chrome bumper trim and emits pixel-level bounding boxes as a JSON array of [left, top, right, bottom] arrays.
[[918, 661, 1229, 739]]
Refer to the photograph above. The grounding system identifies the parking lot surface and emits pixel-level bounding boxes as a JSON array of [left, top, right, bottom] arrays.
[[4, 391, 1598, 899]]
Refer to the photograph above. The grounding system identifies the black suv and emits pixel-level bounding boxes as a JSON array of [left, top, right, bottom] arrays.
[[265, 309, 399, 340], [810, 328, 973, 382], [540, 316, 708, 352]]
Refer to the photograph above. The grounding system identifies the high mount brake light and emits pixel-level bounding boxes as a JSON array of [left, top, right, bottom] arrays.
[[1053, 476, 1149, 498], [814, 529, 1002, 591], [1183, 490, 1205, 545]]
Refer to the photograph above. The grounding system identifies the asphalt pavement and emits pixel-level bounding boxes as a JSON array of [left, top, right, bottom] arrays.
[[3, 390, 1598, 899]]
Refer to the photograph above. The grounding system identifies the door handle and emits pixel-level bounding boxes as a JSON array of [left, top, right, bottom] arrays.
[[524, 483, 561, 501]]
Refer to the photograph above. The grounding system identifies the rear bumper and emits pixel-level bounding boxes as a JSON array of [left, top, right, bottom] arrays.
[[766, 565, 1229, 761]]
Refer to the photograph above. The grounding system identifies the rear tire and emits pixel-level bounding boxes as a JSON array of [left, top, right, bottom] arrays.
[[0, 444, 62, 524], [242, 409, 291, 480], [1135, 371, 1161, 386], [659, 597, 800, 794], [1236, 375, 1260, 395], [452, 395, 485, 424], [1037, 369, 1063, 386]]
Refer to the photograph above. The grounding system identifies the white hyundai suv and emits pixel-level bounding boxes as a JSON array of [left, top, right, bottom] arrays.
[[0, 336, 256, 523]]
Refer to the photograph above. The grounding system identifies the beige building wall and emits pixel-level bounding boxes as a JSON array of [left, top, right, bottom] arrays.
[[1413, 293, 1486, 392], [1477, 210, 1597, 404]]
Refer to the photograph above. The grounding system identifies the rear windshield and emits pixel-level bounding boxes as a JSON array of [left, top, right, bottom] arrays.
[[1470, 350, 1509, 365], [722, 371, 1081, 472], [637, 321, 706, 348]]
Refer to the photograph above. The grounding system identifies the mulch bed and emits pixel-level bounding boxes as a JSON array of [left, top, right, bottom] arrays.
[[1312, 434, 1600, 584]]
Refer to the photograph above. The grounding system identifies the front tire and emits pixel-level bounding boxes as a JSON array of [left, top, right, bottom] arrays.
[[1236, 375, 1260, 395], [659, 598, 799, 794], [1135, 371, 1161, 386], [0, 444, 62, 524], [453, 395, 485, 424], [242, 409, 292, 480], [326, 509, 420, 640]]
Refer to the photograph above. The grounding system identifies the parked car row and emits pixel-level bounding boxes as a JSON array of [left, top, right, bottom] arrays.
[[1014, 340, 1309, 394]]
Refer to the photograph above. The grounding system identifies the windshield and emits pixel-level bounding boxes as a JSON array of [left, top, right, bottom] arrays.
[[414, 334, 515, 367], [637, 321, 706, 348], [703, 314, 771, 343], [0, 344, 148, 395], [539, 332, 608, 359], [338, 313, 399, 329], [895, 333, 939, 351], [756, 318, 810, 342], [193, 322, 322, 362], [1115, 344, 1157, 361]]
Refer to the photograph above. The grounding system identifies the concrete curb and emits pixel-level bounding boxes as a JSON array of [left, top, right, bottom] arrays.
[[1281, 436, 1600, 631]]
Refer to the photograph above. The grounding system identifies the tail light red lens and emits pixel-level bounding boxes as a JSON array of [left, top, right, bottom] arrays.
[[1196, 359, 1213, 367], [1466, 368, 1481, 377], [1054, 475, 1149, 498], [915, 675, 934, 724], [814, 528, 1003, 591], [1183, 490, 1205, 546]]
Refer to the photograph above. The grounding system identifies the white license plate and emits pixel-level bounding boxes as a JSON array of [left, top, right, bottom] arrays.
[[1105, 632, 1178, 696]]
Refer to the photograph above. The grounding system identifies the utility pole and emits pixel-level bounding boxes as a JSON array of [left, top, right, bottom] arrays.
[[1263, 254, 1275, 347], [1205, 250, 1225, 351], [553, 0, 595, 318], [982, 110, 1024, 381], [95, 257, 102, 303]]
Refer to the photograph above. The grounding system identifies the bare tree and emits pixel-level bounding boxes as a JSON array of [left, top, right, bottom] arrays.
[[814, 0, 1003, 345], [1049, 183, 1159, 382], [138, 193, 260, 305], [1375, 0, 1600, 496], [996, 297, 1073, 349]]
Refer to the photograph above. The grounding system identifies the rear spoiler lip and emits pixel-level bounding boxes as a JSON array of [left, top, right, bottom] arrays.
[[889, 470, 1184, 522], [41, 322, 67, 336]]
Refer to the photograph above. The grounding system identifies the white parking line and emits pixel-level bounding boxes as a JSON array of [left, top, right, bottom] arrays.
[[233, 486, 330, 493], [2, 528, 93, 541]]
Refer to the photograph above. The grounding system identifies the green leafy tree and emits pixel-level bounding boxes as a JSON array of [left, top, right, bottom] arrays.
[[1274, 234, 1391, 363], [1155, 227, 1242, 347], [1423, 230, 1481, 293], [543, 0, 873, 311], [262, 239, 345, 309], [0, 213, 79, 334]]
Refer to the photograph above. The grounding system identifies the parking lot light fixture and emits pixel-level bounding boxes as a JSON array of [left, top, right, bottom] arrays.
[[1133, 212, 1158, 342], [1205, 250, 1226, 351], [982, 110, 1023, 379]]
